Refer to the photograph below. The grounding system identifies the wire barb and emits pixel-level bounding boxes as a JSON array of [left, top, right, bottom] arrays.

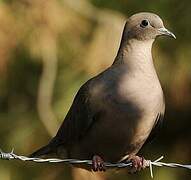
[[0, 149, 191, 178]]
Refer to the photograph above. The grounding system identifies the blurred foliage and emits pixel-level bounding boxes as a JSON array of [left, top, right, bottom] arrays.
[[0, 0, 190, 179]]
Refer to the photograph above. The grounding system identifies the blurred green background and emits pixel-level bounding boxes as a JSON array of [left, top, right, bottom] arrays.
[[0, 0, 190, 180]]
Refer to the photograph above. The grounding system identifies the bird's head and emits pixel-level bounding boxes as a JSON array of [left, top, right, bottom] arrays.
[[123, 12, 176, 41]]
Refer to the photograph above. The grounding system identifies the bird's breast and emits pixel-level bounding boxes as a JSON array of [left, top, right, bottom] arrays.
[[117, 70, 163, 113], [101, 71, 164, 159], [79, 68, 165, 162]]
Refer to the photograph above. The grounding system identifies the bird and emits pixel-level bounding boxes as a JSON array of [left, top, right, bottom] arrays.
[[30, 12, 176, 173]]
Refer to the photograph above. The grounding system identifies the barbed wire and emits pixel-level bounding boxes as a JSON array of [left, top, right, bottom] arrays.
[[0, 149, 191, 178]]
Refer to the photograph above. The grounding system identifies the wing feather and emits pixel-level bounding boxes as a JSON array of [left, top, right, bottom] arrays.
[[50, 81, 97, 147]]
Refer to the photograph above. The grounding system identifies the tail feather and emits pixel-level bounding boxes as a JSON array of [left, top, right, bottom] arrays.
[[29, 145, 53, 158]]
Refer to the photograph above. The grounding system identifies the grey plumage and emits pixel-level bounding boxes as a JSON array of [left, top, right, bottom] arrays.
[[30, 12, 175, 168]]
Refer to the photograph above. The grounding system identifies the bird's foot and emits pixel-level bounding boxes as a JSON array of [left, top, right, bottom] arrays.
[[92, 155, 106, 172], [127, 155, 147, 173]]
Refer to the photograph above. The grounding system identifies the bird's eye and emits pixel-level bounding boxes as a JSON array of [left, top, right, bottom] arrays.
[[140, 20, 149, 28]]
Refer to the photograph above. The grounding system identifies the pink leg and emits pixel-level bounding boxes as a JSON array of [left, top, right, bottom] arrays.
[[92, 155, 106, 172], [128, 155, 147, 173]]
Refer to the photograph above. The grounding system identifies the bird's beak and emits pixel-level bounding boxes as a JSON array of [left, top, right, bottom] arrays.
[[158, 27, 176, 39]]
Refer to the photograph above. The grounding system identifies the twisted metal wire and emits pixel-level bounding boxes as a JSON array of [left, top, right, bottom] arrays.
[[0, 149, 191, 178]]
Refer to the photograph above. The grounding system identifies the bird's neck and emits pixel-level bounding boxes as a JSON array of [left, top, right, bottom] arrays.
[[113, 39, 155, 73]]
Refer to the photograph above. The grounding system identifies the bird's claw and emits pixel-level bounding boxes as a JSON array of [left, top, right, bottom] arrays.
[[92, 155, 106, 172], [128, 155, 147, 173]]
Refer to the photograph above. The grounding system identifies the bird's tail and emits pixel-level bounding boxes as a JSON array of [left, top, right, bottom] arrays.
[[29, 145, 54, 158]]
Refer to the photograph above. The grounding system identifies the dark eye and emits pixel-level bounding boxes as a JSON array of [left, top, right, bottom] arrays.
[[140, 19, 149, 28]]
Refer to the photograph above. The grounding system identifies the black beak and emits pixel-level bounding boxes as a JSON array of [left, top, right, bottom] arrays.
[[158, 27, 176, 39]]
